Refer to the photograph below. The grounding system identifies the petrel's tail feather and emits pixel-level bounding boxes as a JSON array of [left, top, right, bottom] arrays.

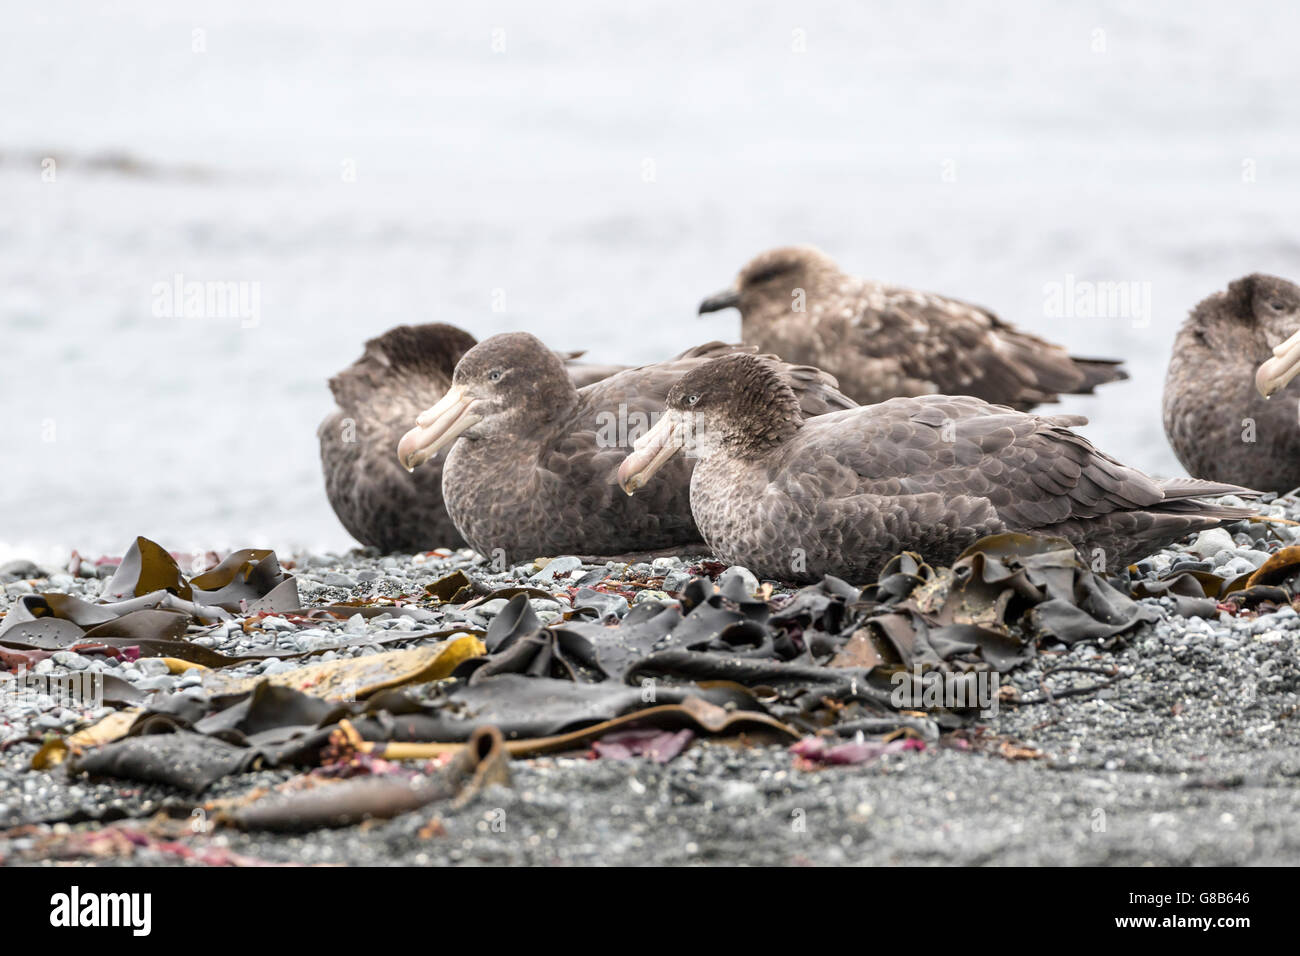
[[1070, 356, 1129, 393]]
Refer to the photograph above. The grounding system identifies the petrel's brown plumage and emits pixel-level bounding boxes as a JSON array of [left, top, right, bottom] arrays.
[[699, 245, 1127, 410], [620, 353, 1255, 584], [1163, 273, 1300, 494], [400, 333, 855, 563], [320, 323, 626, 553]]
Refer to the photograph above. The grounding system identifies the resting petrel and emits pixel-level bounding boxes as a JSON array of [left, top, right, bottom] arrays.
[[619, 353, 1254, 583], [1164, 273, 1300, 494], [320, 323, 624, 553], [396, 333, 854, 563], [699, 245, 1127, 410]]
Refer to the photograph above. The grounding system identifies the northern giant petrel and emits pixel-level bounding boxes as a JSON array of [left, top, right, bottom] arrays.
[[619, 353, 1255, 584], [396, 333, 855, 563], [1164, 273, 1300, 494], [320, 323, 624, 553], [699, 245, 1127, 410]]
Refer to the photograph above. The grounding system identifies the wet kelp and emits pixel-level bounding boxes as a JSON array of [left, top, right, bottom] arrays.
[[5, 532, 1162, 831], [1133, 543, 1300, 618], [0, 538, 454, 667]]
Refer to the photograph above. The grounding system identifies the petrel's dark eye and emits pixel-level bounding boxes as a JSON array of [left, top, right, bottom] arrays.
[[488, 369, 503, 382], [747, 264, 790, 286], [686, 394, 700, 406], [1271, 301, 1286, 312]]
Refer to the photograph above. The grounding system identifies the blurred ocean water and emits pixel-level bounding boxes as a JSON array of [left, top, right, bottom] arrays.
[[2, 0, 1299, 560]]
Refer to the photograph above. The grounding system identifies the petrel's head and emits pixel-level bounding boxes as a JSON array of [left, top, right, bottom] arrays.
[[1217, 274, 1300, 398], [397, 332, 573, 470], [617, 353, 802, 495], [697, 245, 841, 319]]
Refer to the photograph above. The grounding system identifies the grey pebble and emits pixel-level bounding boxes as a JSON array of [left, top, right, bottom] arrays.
[[1189, 528, 1235, 559], [137, 658, 172, 677], [633, 589, 671, 605], [718, 566, 760, 595], [530, 556, 583, 583], [133, 676, 175, 692], [50, 652, 89, 671], [662, 570, 691, 593]]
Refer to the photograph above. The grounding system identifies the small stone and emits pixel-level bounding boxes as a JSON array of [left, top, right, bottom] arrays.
[[133, 676, 175, 692], [0, 559, 40, 580], [632, 589, 671, 605], [571, 568, 608, 588], [1222, 557, 1256, 577], [717, 566, 760, 595], [1189, 528, 1236, 559], [50, 652, 89, 671], [530, 556, 583, 583], [662, 570, 691, 593], [138, 658, 172, 677], [717, 781, 760, 806], [344, 613, 367, 634], [322, 572, 358, 588], [295, 630, 338, 652]]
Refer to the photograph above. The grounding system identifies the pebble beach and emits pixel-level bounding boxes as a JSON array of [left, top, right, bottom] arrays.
[[4, 1, 1300, 879], [2, 491, 1297, 866]]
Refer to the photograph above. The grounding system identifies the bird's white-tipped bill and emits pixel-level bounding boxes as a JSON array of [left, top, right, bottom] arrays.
[[397, 385, 481, 471], [617, 410, 688, 495], [1256, 327, 1300, 398]]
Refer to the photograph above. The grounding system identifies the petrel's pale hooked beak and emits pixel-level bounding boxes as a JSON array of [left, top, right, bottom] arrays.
[[617, 410, 689, 495], [1256, 327, 1300, 398], [698, 287, 740, 315], [397, 385, 482, 471]]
